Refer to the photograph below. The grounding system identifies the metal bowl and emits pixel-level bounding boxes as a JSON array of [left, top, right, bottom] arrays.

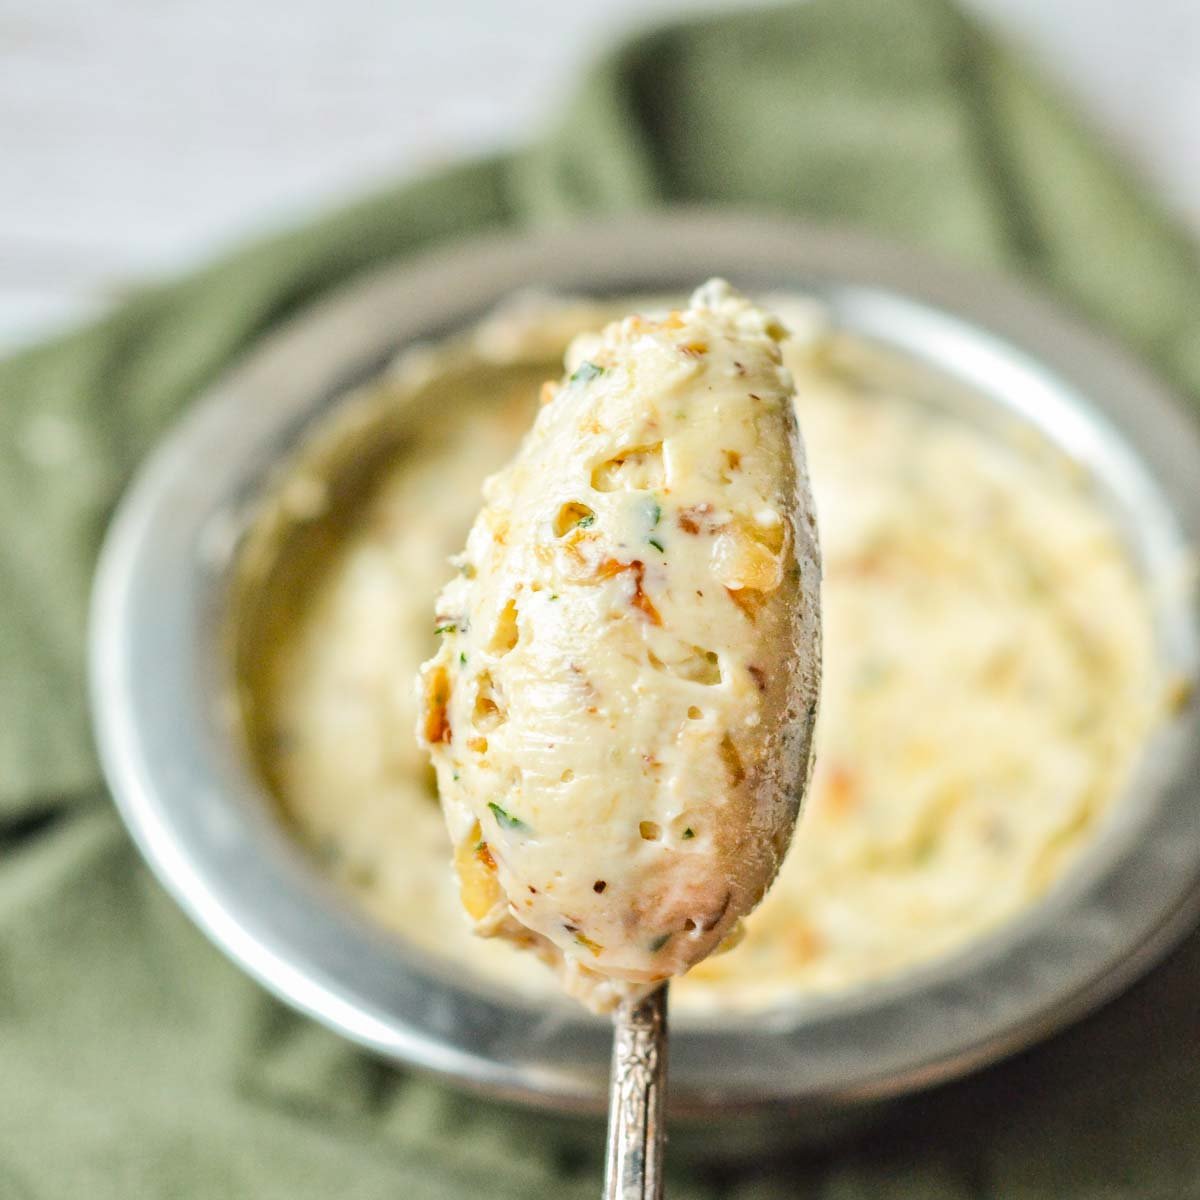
[[89, 212, 1200, 1132]]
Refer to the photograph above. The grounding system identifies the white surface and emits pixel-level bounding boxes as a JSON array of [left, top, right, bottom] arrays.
[[1, 0, 1197, 354]]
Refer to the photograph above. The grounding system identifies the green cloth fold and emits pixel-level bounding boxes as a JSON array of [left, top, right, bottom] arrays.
[[2, 0, 1198, 1195]]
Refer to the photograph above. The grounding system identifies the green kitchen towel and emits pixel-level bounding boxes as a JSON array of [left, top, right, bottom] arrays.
[[3, 0, 1200, 1196]]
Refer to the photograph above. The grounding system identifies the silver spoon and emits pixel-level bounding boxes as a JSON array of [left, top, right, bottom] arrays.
[[604, 984, 669, 1200]]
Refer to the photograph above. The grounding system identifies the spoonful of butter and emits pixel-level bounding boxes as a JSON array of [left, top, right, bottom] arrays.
[[418, 279, 821, 1194]]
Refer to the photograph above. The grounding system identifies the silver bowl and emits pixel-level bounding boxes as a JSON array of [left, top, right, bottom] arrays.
[[89, 213, 1200, 1133]]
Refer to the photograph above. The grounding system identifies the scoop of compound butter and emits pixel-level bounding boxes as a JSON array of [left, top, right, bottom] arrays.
[[417, 280, 821, 1011]]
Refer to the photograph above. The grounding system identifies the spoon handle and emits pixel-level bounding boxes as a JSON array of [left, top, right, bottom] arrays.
[[604, 984, 669, 1200]]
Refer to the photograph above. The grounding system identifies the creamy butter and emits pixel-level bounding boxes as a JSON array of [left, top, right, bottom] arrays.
[[416, 283, 821, 1010]]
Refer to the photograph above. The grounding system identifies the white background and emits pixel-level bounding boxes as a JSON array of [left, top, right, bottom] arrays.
[[2, 0, 1198, 354]]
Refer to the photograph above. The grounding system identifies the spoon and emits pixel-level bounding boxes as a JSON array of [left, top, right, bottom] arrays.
[[417, 281, 821, 1193], [605, 986, 669, 1200]]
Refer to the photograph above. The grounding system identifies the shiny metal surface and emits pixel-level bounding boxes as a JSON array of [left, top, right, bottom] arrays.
[[89, 213, 1200, 1126], [605, 987, 668, 1200]]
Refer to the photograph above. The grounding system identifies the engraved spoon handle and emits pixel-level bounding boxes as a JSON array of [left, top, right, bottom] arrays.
[[604, 984, 669, 1200]]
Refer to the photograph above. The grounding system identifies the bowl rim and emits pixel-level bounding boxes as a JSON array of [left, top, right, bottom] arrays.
[[89, 209, 1200, 1118]]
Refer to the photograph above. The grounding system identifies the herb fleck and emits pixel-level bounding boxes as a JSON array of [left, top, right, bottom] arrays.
[[570, 360, 605, 385], [488, 801, 530, 833], [459, 652, 468, 665], [682, 827, 695, 840], [576, 513, 595, 528], [433, 623, 457, 635], [651, 502, 662, 527], [648, 537, 665, 553]]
